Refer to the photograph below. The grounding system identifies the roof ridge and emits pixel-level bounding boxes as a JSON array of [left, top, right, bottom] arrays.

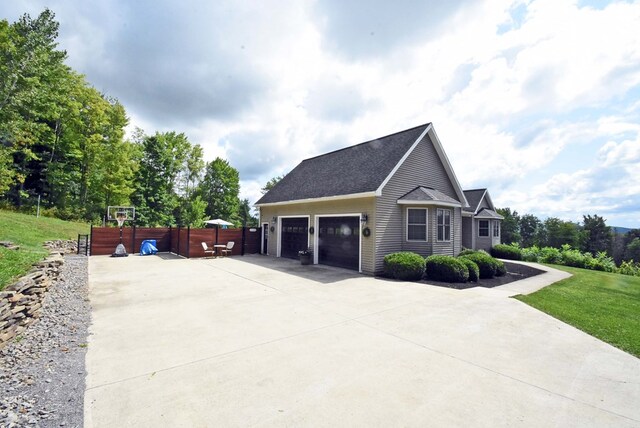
[[463, 188, 487, 192], [302, 122, 431, 162]]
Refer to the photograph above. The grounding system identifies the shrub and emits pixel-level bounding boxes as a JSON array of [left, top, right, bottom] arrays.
[[495, 259, 507, 276], [618, 260, 640, 277], [425, 255, 469, 283], [383, 252, 425, 281], [458, 249, 477, 257], [560, 247, 587, 268], [521, 245, 540, 262], [460, 252, 498, 279], [458, 257, 479, 282], [491, 244, 522, 260], [539, 247, 562, 264]]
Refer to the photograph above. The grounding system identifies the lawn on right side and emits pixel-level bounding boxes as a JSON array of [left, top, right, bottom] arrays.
[[515, 265, 640, 358]]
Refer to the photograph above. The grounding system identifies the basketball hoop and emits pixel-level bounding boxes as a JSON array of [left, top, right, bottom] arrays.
[[116, 211, 127, 228]]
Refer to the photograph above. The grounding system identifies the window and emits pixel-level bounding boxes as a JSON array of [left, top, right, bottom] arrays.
[[437, 209, 451, 241], [407, 208, 427, 241], [479, 220, 489, 237], [493, 221, 500, 237]]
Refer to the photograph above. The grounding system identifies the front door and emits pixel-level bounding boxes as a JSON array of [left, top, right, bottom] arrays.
[[280, 217, 308, 259]]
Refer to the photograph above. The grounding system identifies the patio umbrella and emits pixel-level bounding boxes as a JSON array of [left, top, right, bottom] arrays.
[[205, 218, 234, 245]]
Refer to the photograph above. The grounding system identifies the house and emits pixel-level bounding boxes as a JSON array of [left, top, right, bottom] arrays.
[[255, 123, 501, 274], [462, 189, 504, 251]]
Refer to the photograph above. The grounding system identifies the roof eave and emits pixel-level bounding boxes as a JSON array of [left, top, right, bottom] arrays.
[[254, 191, 377, 207], [397, 200, 461, 207]]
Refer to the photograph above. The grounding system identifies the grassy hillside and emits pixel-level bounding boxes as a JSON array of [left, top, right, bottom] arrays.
[[516, 265, 640, 358], [0, 210, 89, 290]]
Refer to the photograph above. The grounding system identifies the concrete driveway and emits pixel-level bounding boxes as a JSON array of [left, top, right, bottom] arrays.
[[85, 254, 640, 427]]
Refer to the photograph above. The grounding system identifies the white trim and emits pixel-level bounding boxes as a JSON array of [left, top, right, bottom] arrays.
[[261, 222, 269, 255], [314, 213, 362, 273], [255, 192, 376, 207], [375, 125, 431, 196], [462, 211, 474, 217], [406, 207, 428, 242], [277, 215, 310, 258], [436, 208, 452, 242], [426, 127, 470, 208], [493, 220, 500, 238], [397, 200, 461, 207], [473, 189, 489, 215]]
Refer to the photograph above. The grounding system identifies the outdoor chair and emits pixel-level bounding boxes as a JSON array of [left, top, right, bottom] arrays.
[[201, 242, 216, 257], [221, 241, 235, 257]]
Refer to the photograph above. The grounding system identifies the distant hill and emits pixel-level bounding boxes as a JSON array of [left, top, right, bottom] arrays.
[[612, 226, 634, 234]]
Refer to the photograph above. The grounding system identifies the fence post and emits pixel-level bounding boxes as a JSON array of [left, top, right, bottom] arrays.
[[132, 223, 136, 255], [186, 226, 191, 258], [89, 224, 93, 256]]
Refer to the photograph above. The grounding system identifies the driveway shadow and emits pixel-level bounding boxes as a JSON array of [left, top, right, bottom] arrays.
[[223, 254, 363, 284]]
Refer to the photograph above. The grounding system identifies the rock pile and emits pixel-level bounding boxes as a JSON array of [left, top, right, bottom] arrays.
[[0, 252, 64, 348], [43, 239, 78, 254]]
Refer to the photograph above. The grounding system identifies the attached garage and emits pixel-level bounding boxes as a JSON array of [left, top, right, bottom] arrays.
[[279, 217, 309, 259], [317, 216, 360, 271]]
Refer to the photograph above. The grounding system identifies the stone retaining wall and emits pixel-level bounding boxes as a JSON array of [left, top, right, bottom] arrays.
[[0, 240, 76, 348]]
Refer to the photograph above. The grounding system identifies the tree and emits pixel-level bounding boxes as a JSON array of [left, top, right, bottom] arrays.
[[520, 214, 542, 247], [581, 214, 611, 255], [543, 217, 580, 248], [238, 198, 258, 226], [199, 158, 240, 223], [626, 238, 640, 262], [496, 208, 520, 245], [261, 175, 283, 194], [0, 9, 70, 205], [131, 131, 192, 226]]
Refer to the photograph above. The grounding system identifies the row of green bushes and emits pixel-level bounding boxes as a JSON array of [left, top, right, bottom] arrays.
[[383, 250, 507, 283], [490, 243, 640, 277]]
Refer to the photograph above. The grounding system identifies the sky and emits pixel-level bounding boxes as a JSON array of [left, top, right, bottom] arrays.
[[2, 0, 640, 227]]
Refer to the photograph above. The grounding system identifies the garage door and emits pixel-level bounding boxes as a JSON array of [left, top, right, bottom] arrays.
[[280, 217, 309, 259], [318, 217, 359, 270]]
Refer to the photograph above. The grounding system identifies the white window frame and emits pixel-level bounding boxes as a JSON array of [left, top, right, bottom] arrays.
[[478, 219, 489, 237], [406, 208, 428, 242], [493, 220, 500, 238], [437, 208, 451, 242]]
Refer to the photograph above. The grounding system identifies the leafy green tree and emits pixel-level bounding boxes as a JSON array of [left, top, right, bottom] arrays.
[[131, 131, 191, 226], [626, 238, 640, 262], [496, 208, 521, 245], [238, 198, 258, 226], [581, 214, 611, 255], [176, 195, 208, 227], [199, 158, 240, 223], [544, 217, 580, 248], [0, 9, 70, 206], [261, 175, 283, 194], [520, 214, 542, 247]]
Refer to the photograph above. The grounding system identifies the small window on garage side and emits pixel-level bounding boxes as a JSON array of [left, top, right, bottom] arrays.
[[479, 220, 489, 237], [493, 221, 500, 237], [407, 208, 427, 241], [437, 208, 451, 241]]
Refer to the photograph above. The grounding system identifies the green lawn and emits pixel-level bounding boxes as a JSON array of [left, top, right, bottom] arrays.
[[516, 265, 640, 358], [0, 210, 89, 290]]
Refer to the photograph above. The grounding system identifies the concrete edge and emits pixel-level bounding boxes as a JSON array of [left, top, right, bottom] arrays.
[[491, 260, 573, 297]]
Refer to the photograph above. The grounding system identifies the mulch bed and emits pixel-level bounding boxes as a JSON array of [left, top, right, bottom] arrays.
[[423, 261, 544, 290]]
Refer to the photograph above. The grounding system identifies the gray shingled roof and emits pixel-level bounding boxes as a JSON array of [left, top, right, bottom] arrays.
[[398, 187, 461, 205], [256, 124, 430, 204], [475, 208, 504, 219], [462, 189, 486, 212]]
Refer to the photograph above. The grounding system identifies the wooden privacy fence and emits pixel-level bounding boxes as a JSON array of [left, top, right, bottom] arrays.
[[90, 225, 262, 257]]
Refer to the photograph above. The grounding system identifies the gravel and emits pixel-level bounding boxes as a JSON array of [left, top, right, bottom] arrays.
[[0, 255, 90, 428]]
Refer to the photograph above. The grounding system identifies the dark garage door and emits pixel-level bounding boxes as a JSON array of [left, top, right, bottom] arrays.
[[280, 217, 309, 259], [318, 217, 359, 270]]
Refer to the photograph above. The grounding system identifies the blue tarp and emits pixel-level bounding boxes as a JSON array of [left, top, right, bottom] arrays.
[[140, 239, 158, 255]]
